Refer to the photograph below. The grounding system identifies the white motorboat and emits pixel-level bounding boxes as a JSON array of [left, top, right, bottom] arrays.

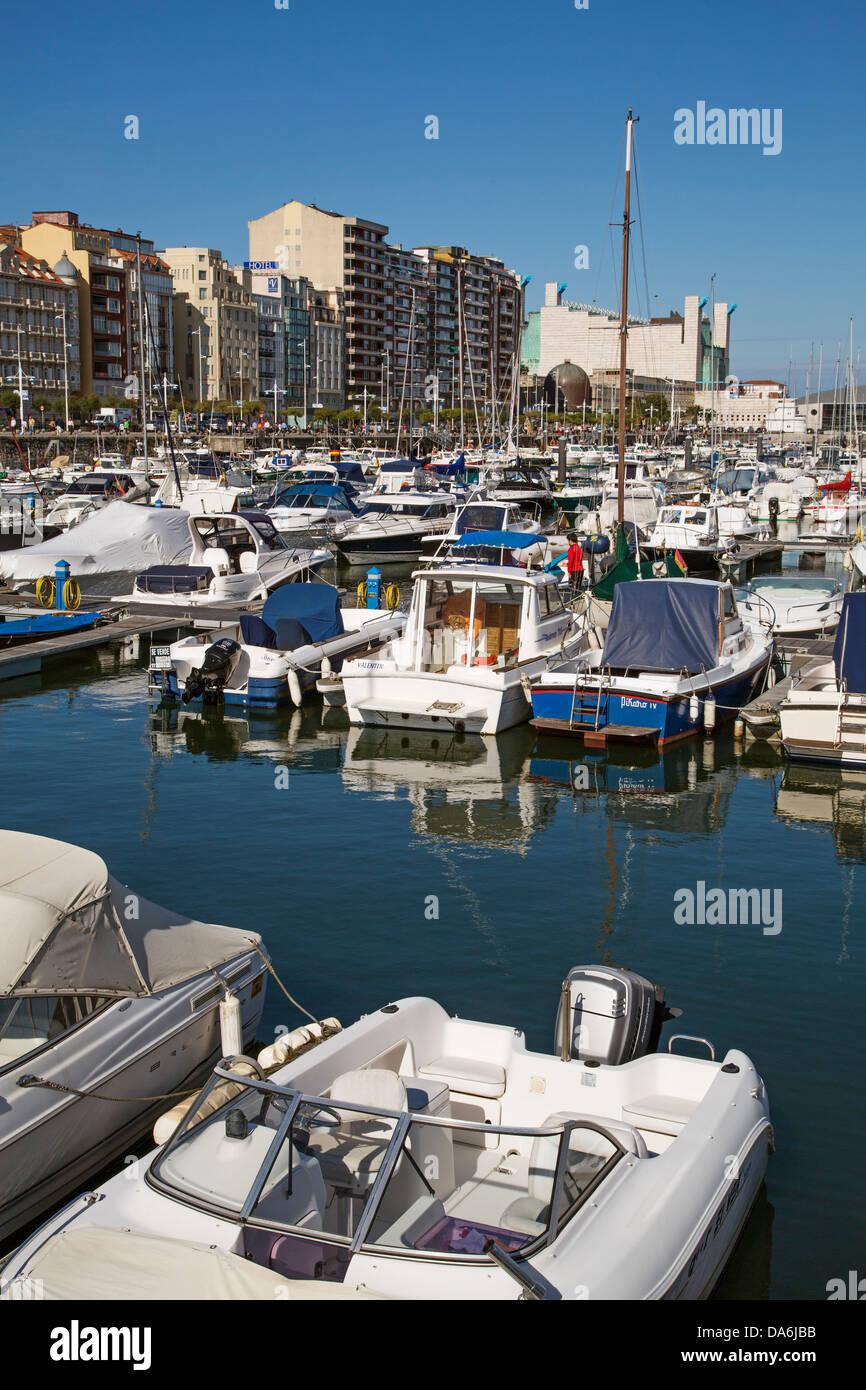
[[154, 582, 406, 709], [646, 504, 729, 570], [340, 541, 590, 734], [420, 498, 542, 558], [42, 471, 149, 532], [779, 593, 866, 767], [736, 573, 845, 636], [0, 500, 193, 598], [484, 462, 554, 506], [266, 483, 364, 542], [530, 578, 773, 745], [332, 491, 458, 565], [126, 510, 329, 606], [0, 963, 772, 1301], [0, 831, 268, 1247]]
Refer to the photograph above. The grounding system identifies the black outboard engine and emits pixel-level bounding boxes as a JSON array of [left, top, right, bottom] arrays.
[[554, 965, 681, 1065], [768, 496, 779, 535], [182, 637, 241, 705]]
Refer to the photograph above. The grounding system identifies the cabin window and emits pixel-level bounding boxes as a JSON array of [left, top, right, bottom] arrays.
[[0, 995, 110, 1066], [419, 580, 522, 671], [723, 588, 738, 618], [690, 511, 707, 526], [541, 585, 565, 616]]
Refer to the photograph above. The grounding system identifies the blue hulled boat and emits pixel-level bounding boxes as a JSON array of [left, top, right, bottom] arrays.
[[530, 578, 773, 746]]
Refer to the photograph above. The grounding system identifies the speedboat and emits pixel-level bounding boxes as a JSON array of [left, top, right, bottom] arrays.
[[779, 592, 866, 768], [530, 578, 773, 746], [484, 463, 554, 506], [266, 483, 364, 543], [153, 582, 406, 709], [646, 504, 729, 570], [128, 510, 329, 606], [332, 491, 458, 565], [42, 472, 147, 532], [0, 831, 268, 1247], [340, 539, 590, 734], [736, 573, 844, 637], [420, 498, 542, 558], [0, 963, 772, 1301]]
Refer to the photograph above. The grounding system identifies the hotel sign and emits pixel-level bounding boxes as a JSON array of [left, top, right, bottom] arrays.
[[244, 261, 279, 270]]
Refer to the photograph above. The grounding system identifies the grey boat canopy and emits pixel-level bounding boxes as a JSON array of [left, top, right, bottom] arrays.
[[601, 578, 722, 675], [0, 832, 261, 998]]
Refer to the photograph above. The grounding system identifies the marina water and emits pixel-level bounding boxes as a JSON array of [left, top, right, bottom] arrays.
[[1, 647, 862, 1299]]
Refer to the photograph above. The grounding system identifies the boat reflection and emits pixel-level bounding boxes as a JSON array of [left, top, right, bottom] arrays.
[[775, 762, 866, 864], [528, 733, 738, 834], [149, 703, 347, 767], [340, 724, 554, 851]]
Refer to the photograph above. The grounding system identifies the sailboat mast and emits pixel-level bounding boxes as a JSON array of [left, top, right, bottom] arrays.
[[618, 109, 637, 526]]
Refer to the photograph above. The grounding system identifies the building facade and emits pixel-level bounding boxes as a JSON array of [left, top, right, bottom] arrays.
[[163, 248, 258, 406], [0, 230, 81, 417], [524, 283, 733, 402]]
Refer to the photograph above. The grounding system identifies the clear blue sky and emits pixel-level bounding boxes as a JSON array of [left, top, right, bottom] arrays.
[[9, 0, 864, 387]]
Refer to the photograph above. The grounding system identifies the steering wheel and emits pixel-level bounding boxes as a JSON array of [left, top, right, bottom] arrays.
[[295, 1103, 342, 1131]]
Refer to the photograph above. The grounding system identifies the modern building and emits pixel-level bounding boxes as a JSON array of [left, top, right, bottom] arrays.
[[524, 283, 733, 404], [797, 386, 866, 440], [248, 201, 386, 399], [163, 248, 258, 406], [0, 230, 81, 418], [382, 243, 430, 421]]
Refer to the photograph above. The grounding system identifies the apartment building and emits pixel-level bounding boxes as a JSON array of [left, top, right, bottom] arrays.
[[163, 248, 258, 405], [248, 201, 388, 399], [0, 229, 81, 413], [382, 244, 429, 418]]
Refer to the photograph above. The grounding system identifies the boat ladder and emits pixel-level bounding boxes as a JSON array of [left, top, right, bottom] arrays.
[[568, 673, 609, 731]]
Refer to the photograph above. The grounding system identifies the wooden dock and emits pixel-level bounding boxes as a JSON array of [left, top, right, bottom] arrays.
[[0, 612, 185, 680]]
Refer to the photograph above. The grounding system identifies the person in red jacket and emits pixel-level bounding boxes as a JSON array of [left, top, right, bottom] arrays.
[[566, 533, 585, 594]]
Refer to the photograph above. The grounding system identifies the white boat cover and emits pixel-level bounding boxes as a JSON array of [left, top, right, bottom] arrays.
[[1, 1226, 385, 1300], [0, 501, 191, 585], [0, 831, 261, 998]]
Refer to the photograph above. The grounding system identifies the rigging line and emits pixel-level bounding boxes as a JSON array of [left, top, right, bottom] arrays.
[[594, 134, 626, 309]]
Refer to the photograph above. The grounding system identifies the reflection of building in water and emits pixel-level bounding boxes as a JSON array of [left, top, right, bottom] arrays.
[[341, 726, 552, 852], [775, 765, 866, 864], [149, 706, 347, 767], [528, 737, 738, 835]]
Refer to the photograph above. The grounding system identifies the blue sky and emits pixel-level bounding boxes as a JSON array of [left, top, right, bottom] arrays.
[[9, 0, 864, 384]]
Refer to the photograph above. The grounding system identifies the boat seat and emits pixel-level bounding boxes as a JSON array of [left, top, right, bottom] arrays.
[[203, 547, 231, 576], [417, 1056, 506, 1099], [502, 1112, 648, 1238], [621, 1094, 699, 1137], [238, 550, 258, 574], [310, 1069, 407, 1197], [0, 1033, 46, 1064]]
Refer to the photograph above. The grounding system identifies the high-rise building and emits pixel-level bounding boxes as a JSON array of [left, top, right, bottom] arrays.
[[248, 201, 388, 400], [0, 227, 81, 416], [163, 248, 258, 405]]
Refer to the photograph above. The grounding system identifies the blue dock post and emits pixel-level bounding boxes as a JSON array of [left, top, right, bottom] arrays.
[[366, 567, 381, 610], [54, 559, 70, 611]]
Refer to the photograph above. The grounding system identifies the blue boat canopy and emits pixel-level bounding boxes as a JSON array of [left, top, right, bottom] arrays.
[[833, 592, 866, 694], [247, 583, 345, 650], [452, 530, 539, 550], [601, 579, 721, 674], [378, 459, 416, 472]]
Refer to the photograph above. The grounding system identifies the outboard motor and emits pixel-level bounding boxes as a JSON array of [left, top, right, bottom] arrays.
[[182, 637, 241, 705], [554, 965, 681, 1065], [768, 496, 779, 535]]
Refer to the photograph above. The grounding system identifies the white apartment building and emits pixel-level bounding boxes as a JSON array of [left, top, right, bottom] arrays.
[[0, 234, 81, 412]]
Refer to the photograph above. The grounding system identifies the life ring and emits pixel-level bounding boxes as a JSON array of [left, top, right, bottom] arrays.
[[36, 575, 54, 608], [62, 578, 81, 611]]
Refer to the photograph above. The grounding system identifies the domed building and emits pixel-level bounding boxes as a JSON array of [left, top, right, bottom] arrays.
[[544, 360, 591, 410]]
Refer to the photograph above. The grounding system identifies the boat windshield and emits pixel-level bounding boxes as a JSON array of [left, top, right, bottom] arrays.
[[749, 574, 839, 594], [149, 1072, 626, 1270], [416, 576, 525, 671]]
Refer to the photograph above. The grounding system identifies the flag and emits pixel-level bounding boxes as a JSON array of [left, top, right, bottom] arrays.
[[674, 548, 688, 574]]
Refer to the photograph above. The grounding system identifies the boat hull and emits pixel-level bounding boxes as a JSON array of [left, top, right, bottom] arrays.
[[531, 659, 770, 745]]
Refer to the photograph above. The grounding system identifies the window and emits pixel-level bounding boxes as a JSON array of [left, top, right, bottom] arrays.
[[199, 289, 207, 300], [0, 995, 109, 1066], [199, 271, 206, 281]]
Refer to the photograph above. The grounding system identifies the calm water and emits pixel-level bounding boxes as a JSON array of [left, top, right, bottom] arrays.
[[1, 646, 863, 1299]]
